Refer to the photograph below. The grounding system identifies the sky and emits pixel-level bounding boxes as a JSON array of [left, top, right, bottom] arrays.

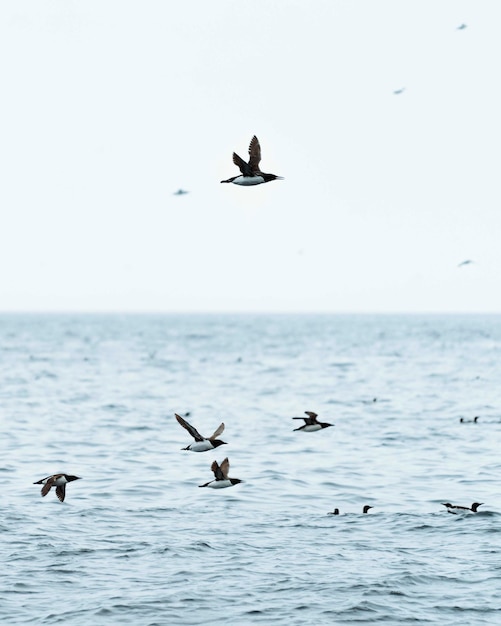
[[1, 0, 500, 313]]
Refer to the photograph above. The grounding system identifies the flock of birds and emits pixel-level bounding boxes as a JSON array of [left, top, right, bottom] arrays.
[[33, 410, 486, 514]]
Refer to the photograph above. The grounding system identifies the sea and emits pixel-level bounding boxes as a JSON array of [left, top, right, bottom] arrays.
[[1, 313, 500, 625]]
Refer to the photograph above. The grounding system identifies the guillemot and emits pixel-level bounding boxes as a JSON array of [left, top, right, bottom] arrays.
[[198, 457, 242, 489], [175, 413, 227, 452], [329, 505, 373, 515], [292, 411, 333, 432], [441, 502, 483, 513], [33, 474, 81, 502], [220, 135, 283, 185], [459, 416, 479, 423]]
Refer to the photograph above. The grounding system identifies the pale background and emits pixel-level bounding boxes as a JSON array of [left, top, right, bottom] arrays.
[[1, 0, 499, 312]]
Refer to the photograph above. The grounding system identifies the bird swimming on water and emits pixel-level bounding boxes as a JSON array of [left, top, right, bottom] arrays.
[[328, 505, 373, 515], [33, 474, 81, 502], [199, 457, 242, 489], [441, 502, 483, 514], [175, 413, 227, 452], [292, 411, 333, 432], [459, 416, 479, 423], [221, 135, 284, 185]]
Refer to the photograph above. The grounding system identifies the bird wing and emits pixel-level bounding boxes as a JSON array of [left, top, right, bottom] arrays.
[[304, 411, 319, 424], [175, 414, 204, 442], [40, 478, 54, 497], [209, 423, 225, 440], [248, 135, 261, 172], [56, 484, 66, 502], [232, 152, 253, 176], [211, 460, 225, 481], [219, 457, 230, 479]]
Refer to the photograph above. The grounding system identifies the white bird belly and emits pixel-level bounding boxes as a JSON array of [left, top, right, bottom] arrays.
[[188, 441, 213, 452], [208, 480, 233, 489], [300, 424, 323, 432], [232, 175, 265, 186]]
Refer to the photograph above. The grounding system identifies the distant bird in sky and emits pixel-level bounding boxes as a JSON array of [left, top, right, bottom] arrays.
[[173, 189, 189, 196], [292, 411, 333, 432], [457, 259, 474, 267], [175, 413, 227, 452], [393, 87, 406, 95], [221, 135, 284, 185], [457, 23, 467, 30], [33, 474, 81, 502], [198, 457, 242, 488]]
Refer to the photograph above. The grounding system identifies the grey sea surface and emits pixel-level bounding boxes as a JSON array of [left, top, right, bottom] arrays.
[[1, 313, 501, 625]]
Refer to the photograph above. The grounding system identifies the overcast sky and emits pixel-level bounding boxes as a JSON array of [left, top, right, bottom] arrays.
[[1, 1, 500, 313]]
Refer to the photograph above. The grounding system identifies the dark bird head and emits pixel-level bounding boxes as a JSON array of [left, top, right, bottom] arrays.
[[473, 416, 479, 423], [363, 505, 374, 514], [66, 475, 82, 483], [212, 439, 227, 448], [230, 478, 243, 486], [330, 508, 340, 515], [441, 503, 453, 508], [471, 502, 483, 512]]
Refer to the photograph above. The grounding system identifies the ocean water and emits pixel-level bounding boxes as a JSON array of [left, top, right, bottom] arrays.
[[1, 313, 501, 625]]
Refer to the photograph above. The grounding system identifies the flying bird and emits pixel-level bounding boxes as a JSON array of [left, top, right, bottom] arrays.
[[292, 411, 334, 432], [393, 87, 406, 95], [198, 457, 242, 489], [221, 135, 284, 185], [441, 502, 483, 514], [33, 474, 81, 502], [457, 259, 474, 267], [175, 413, 227, 452], [457, 23, 467, 30], [173, 189, 189, 195]]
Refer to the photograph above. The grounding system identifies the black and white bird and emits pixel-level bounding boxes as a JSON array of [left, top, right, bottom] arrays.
[[292, 411, 333, 432], [198, 457, 242, 489], [33, 474, 81, 502], [175, 413, 227, 452], [221, 135, 283, 185], [441, 502, 483, 514]]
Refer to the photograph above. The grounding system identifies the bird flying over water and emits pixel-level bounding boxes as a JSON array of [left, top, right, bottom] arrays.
[[441, 502, 483, 513], [457, 259, 474, 267], [33, 474, 81, 502], [221, 135, 284, 185], [173, 189, 189, 196], [175, 413, 227, 452], [292, 411, 333, 432], [198, 457, 242, 488], [393, 87, 406, 95]]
